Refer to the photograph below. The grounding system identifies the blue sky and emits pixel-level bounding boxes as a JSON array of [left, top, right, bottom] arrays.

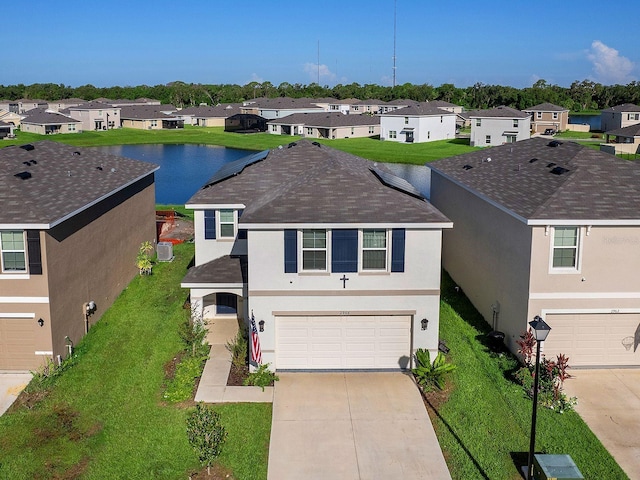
[[6, 0, 639, 88]]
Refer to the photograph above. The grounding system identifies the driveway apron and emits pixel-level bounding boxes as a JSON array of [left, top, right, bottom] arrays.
[[267, 372, 451, 480], [563, 369, 640, 479]]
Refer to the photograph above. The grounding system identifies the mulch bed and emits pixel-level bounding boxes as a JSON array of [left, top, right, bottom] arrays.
[[188, 464, 236, 479], [226, 363, 249, 387]]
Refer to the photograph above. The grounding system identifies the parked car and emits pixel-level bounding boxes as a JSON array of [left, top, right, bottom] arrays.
[[543, 128, 556, 135]]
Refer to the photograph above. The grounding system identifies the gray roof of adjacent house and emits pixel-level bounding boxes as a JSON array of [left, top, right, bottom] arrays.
[[119, 105, 178, 120], [68, 101, 119, 111], [187, 140, 450, 225], [429, 137, 640, 222], [523, 102, 569, 112], [245, 97, 325, 110], [468, 105, 530, 119], [268, 112, 380, 127], [606, 123, 640, 137], [601, 103, 640, 113], [0, 141, 158, 227], [382, 102, 455, 117], [177, 104, 241, 117], [21, 110, 80, 125]]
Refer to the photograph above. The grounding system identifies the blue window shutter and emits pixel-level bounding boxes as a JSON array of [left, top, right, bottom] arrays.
[[26, 230, 42, 275], [204, 210, 216, 239], [391, 228, 405, 272], [331, 229, 358, 272], [284, 230, 297, 273], [237, 209, 246, 239]]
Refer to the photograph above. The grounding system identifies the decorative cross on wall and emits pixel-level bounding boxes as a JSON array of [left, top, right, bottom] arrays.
[[340, 275, 349, 289]]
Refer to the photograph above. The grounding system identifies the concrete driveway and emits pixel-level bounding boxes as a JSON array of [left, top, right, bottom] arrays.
[[267, 372, 451, 480], [563, 369, 640, 479], [0, 373, 31, 416]]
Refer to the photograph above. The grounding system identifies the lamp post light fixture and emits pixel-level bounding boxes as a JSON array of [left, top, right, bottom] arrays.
[[527, 315, 552, 480]]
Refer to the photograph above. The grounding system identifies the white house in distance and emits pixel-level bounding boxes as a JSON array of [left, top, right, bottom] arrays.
[[181, 140, 451, 370], [600, 103, 640, 132], [380, 102, 457, 143], [267, 112, 380, 139], [469, 105, 531, 147]]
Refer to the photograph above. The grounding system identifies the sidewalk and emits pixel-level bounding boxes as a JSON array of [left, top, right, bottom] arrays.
[[194, 316, 273, 403]]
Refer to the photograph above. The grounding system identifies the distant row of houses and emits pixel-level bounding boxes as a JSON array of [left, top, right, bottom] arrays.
[[2, 96, 640, 153]]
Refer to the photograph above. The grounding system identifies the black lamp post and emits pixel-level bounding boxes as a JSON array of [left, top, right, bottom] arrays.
[[527, 315, 551, 480]]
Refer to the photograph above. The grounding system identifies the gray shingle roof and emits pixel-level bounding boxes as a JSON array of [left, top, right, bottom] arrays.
[[188, 140, 449, 225], [119, 105, 176, 120], [523, 102, 569, 112], [606, 123, 640, 137], [429, 137, 640, 221], [0, 141, 158, 227], [21, 111, 80, 125], [601, 103, 640, 113], [468, 105, 530, 119], [268, 112, 380, 127], [246, 97, 325, 110], [382, 102, 456, 117], [69, 101, 117, 110], [182, 255, 247, 285], [177, 104, 241, 117]]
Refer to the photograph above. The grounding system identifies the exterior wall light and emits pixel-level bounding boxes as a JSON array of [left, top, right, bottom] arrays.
[[258, 320, 265, 332], [37, 318, 44, 327], [421, 318, 429, 330]]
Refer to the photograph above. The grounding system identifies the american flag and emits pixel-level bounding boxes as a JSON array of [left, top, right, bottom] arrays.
[[250, 311, 262, 365]]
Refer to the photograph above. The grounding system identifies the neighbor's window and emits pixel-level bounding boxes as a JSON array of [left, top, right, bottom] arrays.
[[271, 124, 277, 132], [219, 209, 235, 238], [68, 124, 76, 131], [362, 229, 387, 270], [302, 229, 327, 270], [1, 231, 26, 272], [404, 117, 409, 124], [513, 119, 519, 128], [369, 126, 374, 134], [306, 127, 313, 135], [476, 118, 481, 127], [389, 130, 397, 139], [537, 112, 542, 119], [553, 112, 558, 119], [552, 227, 579, 269], [485, 135, 491, 144]]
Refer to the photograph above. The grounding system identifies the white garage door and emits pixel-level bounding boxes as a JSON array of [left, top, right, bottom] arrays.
[[0, 319, 36, 370], [544, 313, 640, 367], [276, 315, 411, 370]]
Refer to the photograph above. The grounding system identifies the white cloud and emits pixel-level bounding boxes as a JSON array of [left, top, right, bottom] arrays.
[[587, 41, 635, 84], [303, 63, 336, 83], [247, 73, 264, 84]]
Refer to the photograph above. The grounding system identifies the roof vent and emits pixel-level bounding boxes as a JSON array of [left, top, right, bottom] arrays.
[[548, 140, 563, 147], [529, 158, 538, 163], [550, 166, 570, 175], [462, 164, 474, 170], [96, 166, 103, 171], [14, 171, 32, 180], [73, 151, 81, 155], [312, 141, 321, 147], [19, 144, 35, 151], [287, 142, 297, 148], [546, 162, 556, 168]]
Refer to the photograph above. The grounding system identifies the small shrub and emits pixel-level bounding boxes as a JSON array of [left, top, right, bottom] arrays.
[[135, 241, 154, 275], [412, 348, 456, 391], [243, 363, 279, 391], [186, 403, 227, 476], [179, 304, 209, 357], [225, 329, 248, 369], [163, 355, 207, 403]]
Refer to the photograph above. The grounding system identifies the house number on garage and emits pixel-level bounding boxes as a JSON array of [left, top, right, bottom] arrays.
[[611, 309, 620, 314], [339, 311, 351, 316]]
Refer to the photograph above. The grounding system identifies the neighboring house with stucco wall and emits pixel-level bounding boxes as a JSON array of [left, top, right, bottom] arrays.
[[119, 105, 183, 130], [181, 140, 451, 370], [600, 103, 640, 132], [523, 102, 570, 133], [380, 103, 456, 143], [21, 110, 81, 135], [0, 141, 158, 371], [267, 112, 380, 139], [65, 101, 121, 131], [469, 106, 531, 147], [429, 137, 640, 367]]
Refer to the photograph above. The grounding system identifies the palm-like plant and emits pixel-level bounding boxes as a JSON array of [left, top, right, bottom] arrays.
[[412, 348, 456, 391]]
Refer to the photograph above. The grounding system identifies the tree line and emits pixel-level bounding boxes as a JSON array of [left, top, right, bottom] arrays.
[[1, 79, 639, 112]]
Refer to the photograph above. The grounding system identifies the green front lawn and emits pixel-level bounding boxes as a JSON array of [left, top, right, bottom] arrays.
[[434, 273, 628, 479], [0, 241, 271, 480], [1, 126, 478, 165]]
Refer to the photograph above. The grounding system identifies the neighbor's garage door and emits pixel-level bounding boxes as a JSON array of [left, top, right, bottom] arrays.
[[276, 315, 411, 369], [544, 313, 640, 367], [0, 319, 35, 370]]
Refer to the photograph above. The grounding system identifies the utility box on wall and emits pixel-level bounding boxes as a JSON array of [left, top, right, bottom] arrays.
[[533, 454, 584, 480]]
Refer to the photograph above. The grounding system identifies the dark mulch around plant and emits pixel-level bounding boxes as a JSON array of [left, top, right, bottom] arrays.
[[226, 363, 249, 386], [7, 387, 49, 413], [188, 463, 236, 479], [416, 378, 454, 423]]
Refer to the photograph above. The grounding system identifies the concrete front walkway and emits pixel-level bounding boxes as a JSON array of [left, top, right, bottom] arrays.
[[194, 316, 273, 403], [268, 372, 451, 480], [563, 369, 640, 479], [0, 373, 32, 416]]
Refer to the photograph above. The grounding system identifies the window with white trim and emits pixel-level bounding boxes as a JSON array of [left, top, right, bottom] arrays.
[[306, 127, 313, 135], [271, 124, 277, 132], [485, 135, 491, 144], [68, 124, 76, 131], [513, 119, 519, 128], [404, 117, 409, 124], [389, 130, 397, 139], [219, 209, 235, 238], [537, 112, 542, 119], [362, 229, 387, 270], [302, 229, 327, 270], [476, 118, 481, 126], [553, 112, 558, 119], [1, 231, 26, 272], [552, 226, 579, 269], [369, 126, 374, 134]]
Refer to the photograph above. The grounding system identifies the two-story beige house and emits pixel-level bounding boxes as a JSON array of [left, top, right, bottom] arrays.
[[523, 102, 570, 133], [429, 137, 640, 367], [65, 101, 121, 131], [0, 141, 157, 371]]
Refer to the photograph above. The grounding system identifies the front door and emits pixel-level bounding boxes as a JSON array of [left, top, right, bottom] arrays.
[[405, 131, 414, 143]]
